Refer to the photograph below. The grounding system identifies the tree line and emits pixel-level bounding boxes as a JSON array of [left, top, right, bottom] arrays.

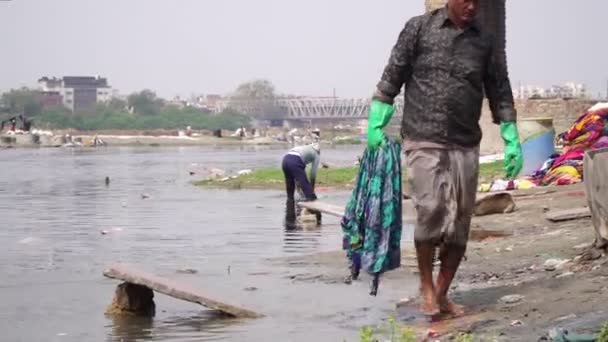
[[0, 79, 279, 131]]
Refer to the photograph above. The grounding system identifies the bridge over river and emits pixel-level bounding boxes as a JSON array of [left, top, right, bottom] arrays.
[[219, 97, 404, 120]]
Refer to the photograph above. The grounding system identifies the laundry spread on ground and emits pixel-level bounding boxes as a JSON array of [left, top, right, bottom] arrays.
[[479, 103, 608, 192]]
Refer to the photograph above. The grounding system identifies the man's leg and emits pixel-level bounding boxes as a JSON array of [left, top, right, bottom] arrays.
[[435, 147, 479, 316], [291, 160, 316, 200], [284, 198, 297, 229], [435, 244, 466, 315], [283, 156, 299, 229], [282, 156, 296, 200], [406, 149, 449, 315], [414, 241, 438, 315]]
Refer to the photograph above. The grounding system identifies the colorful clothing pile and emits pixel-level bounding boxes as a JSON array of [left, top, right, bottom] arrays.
[[529, 103, 608, 186], [341, 140, 402, 296], [478, 178, 536, 192]]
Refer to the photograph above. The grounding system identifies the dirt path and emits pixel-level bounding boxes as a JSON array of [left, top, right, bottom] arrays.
[[270, 184, 608, 340]]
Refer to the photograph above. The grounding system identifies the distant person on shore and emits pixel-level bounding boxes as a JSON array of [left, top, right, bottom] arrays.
[[19, 115, 32, 132], [367, 0, 522, 317], [8, 117, 17, 132]]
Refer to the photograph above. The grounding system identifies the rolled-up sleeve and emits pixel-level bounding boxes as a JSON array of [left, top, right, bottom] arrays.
[[484, 38, 516, 124], [375, 17, 421, 102]]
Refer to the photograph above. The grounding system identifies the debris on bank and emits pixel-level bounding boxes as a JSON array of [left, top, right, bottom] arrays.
[[192, 167, 255, 183]]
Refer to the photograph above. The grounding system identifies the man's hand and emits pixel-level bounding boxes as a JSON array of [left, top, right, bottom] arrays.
[[500, 121, 523, 178], [367, 100, 395, 149]]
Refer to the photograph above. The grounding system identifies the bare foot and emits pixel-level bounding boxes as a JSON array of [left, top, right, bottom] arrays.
[[420, 290, 440, 316], [437, 298, 465, 317]]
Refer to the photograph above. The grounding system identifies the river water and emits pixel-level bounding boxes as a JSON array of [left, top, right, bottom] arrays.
[[0, 145, 418, 342]]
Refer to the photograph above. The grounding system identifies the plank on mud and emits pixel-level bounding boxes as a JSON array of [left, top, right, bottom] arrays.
[[103, 264, 263, 319], [545, 207, 591, 222]]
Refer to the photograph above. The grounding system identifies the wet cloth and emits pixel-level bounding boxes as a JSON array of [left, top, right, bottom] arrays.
[[405, 146, 479, 247], [341, 140, 402, 295]]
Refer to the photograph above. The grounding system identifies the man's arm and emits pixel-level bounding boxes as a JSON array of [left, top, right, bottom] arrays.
[[374, 17, 421, 104], [483, 39, 517, 124], [309, 153, 320, 190], [484, 39, 523, 178]]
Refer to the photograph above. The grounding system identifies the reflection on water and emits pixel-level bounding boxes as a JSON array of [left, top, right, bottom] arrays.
[[284, 199, 298, 230], [108, 311, 243, 342], [109, 315, 154, 342], [0, 146, 416, 342]]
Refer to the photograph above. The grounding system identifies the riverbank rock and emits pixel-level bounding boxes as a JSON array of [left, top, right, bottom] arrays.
[[105, 282, 155, 317], [500, 294, 524, 305], [544, 259, 570, 271]]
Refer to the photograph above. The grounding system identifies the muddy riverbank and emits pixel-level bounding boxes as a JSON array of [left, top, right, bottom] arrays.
[[270, 183, 608, 340]]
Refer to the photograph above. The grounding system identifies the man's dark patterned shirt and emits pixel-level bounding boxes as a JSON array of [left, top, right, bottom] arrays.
[[376, 7, 516, 148]]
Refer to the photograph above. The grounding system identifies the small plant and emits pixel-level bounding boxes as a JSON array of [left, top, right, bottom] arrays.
[[360, 326, 376, 342], [455, 332, 474, 342], [358, 315, 416, 342], [387, 315, 416, 342], [598, 322, 608, 342], [397, 327, 416, 342]]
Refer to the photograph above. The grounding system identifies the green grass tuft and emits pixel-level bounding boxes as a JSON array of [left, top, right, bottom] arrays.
[[194, 161, 505, 190]]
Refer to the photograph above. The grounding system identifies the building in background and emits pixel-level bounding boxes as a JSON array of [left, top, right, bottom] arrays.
[[38, 76, 113, 112], [186, 94, 223, 113], [514, 82, 587, 100]]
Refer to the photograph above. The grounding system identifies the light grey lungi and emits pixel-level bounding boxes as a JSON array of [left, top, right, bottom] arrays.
[[405, 145, 479, 247]]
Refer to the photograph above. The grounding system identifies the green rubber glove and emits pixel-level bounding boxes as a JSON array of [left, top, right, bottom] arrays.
[[367, 100, 395, 149], [500, 121, 524, 179]]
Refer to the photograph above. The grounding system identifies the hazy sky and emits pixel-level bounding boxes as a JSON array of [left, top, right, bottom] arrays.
[[1, 0, 607, 99]]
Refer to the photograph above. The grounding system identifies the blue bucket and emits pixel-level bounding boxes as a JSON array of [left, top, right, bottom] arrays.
[[518, 118, 556, 177]]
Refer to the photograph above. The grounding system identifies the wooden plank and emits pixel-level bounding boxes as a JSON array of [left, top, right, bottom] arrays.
[[299, 201, 512, 239], [298, 201, 344, 217], [545, 207, 591, 222], [103, 264, 263, 319]]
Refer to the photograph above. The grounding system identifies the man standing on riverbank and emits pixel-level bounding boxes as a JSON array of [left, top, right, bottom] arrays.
[[367, 0, 523, 316]]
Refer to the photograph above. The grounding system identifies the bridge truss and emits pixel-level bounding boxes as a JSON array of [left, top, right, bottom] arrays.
[[221, 97, 404, 120]]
